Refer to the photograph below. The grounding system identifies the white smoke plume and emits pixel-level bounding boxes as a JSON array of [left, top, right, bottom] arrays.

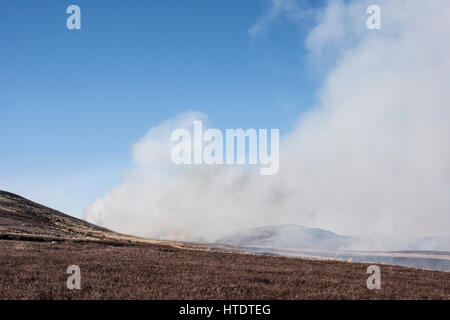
[[86, 0, 450, 244]]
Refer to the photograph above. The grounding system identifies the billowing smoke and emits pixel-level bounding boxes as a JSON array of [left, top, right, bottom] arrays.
[[86, 0, 450, 243]]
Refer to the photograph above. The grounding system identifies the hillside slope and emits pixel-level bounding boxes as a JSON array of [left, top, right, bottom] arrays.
[[0, 190, 136, 242]]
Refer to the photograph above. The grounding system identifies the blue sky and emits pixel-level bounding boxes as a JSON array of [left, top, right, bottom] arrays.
[[1, 0, 326, 217]]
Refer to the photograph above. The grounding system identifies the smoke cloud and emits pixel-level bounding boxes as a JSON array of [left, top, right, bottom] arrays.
[[86, 0, 450, 244]]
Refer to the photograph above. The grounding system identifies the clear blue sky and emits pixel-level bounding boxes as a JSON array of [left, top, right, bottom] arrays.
[[1, 0, 326, 217]]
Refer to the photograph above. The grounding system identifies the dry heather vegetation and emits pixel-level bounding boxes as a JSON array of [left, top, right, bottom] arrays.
[[0, 190, 449, 300], [0, 239, 449, 300]]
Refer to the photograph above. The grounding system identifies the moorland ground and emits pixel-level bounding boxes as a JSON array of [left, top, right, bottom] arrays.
[[0, 239, 448, 300]]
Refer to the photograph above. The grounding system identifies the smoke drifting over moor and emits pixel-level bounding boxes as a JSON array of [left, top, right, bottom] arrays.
[[86, 0, 450, 245]]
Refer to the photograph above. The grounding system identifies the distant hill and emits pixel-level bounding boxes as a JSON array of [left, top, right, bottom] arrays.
[[0, 190, 137, 242], [217, 224, 450, 271], [218, 224, 450, 252], [218, 224, 358, 250]]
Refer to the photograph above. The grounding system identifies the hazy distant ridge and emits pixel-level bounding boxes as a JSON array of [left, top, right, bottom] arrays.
[[219, 224, 450, 252]]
